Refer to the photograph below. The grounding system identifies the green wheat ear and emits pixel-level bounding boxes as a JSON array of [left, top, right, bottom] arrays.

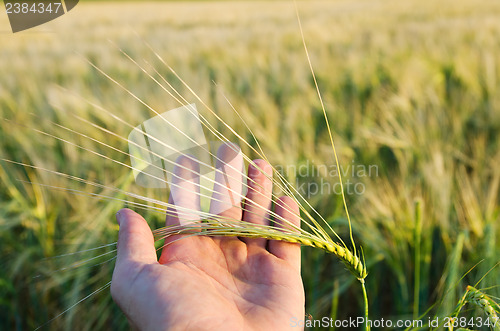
[[450, 286, 500, 331], [154, 221, 368, 281]]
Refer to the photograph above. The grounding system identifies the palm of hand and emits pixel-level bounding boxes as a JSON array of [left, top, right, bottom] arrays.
[[137, 237, 303, 330]]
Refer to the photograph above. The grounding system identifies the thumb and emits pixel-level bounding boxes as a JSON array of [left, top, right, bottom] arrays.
[[116, 208, 157, 266]]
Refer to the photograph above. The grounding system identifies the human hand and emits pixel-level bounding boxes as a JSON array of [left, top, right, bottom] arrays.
[[111, 145, 304, 331]]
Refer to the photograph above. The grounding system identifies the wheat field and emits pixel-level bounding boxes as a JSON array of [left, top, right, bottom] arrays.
[[1, 0, 500, 330]]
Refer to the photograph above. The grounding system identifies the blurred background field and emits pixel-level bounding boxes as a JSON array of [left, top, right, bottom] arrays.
[[1, 0, 500, 329]]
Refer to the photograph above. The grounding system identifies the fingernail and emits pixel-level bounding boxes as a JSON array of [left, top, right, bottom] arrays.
[[248, 163, 259, 179], [116, 210, 124, 226]]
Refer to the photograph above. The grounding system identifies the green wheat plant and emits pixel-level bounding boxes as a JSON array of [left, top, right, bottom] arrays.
[[449, 286, 500, 331]]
